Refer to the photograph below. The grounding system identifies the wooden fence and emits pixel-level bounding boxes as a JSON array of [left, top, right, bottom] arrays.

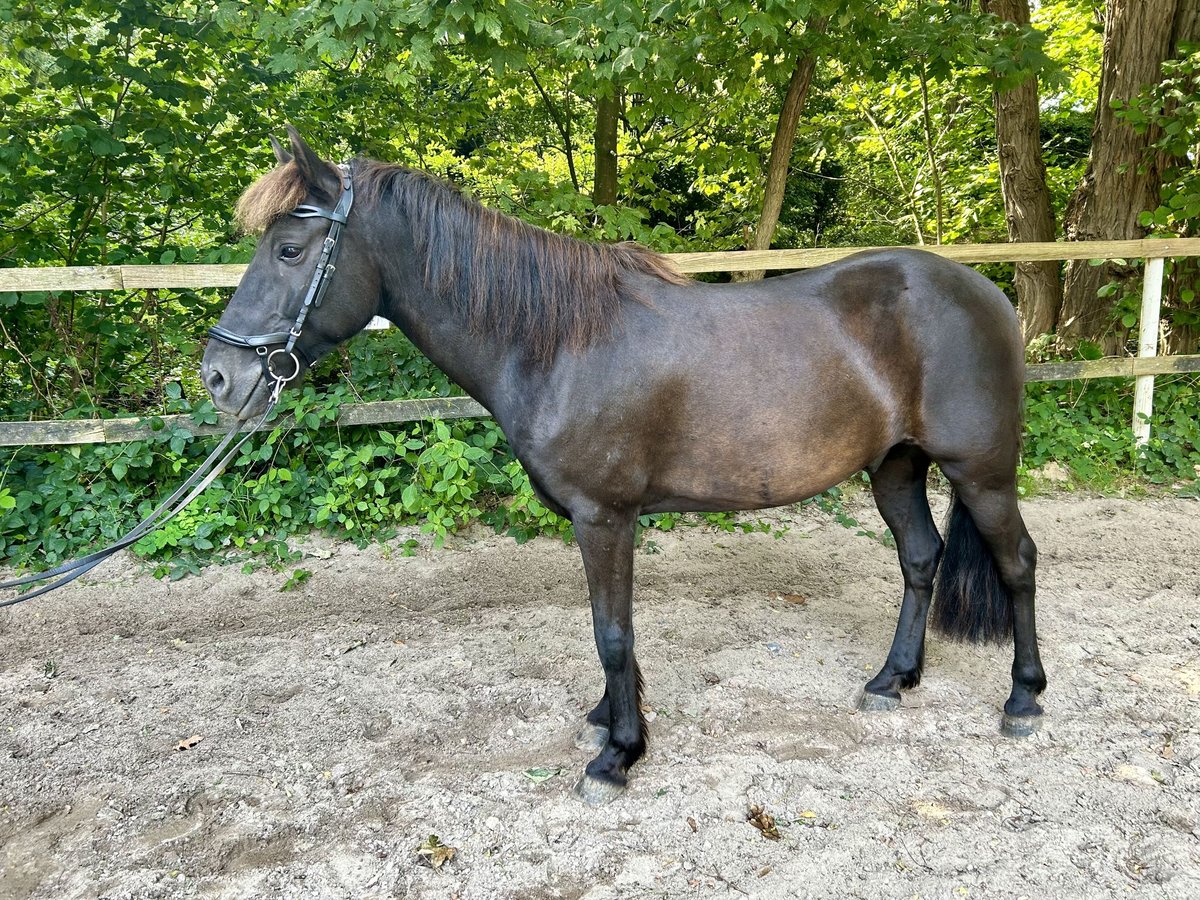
[[3, 238, 1199, 448]]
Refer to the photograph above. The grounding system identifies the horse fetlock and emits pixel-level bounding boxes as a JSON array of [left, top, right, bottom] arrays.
[[1004, 690, 1044, 718], [585, 728, 645, 778], [863, 663, 921, 699], [610, 731, 647, 768], [584, 748, 631, 783], [1012, 662, 1048, 695]]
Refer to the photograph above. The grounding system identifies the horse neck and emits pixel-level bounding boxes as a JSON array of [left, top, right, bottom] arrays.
[[370, 211, 524, 416]]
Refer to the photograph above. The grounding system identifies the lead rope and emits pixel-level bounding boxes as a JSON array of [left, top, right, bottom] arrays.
[[0, 392, 283, 608]]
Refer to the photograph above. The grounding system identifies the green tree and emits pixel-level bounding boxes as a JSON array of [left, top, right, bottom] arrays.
[[0, 0, 293, 415]]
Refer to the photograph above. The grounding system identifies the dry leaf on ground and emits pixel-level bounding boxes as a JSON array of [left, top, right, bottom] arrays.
[[748, 804, 781, 840], [415, 835, 457, 869], [769, 592, 807, 605]]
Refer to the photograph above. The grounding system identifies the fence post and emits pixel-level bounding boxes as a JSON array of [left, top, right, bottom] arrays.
[[1132, 256, 1166, 446]]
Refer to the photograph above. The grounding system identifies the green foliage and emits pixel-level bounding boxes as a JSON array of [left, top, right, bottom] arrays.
[[483, 460, 573, 545], [0, 0, 284, 417], [0, 324, 590, 576], [279, 567, 311, 592], [1022, 377, 1200, 490]]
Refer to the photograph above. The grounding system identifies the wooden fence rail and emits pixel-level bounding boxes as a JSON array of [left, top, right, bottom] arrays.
[[3, 238, 1200, 292], [3, 239, 1199, 448]]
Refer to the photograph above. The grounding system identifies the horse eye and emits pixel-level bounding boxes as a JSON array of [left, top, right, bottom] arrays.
[[279, 245, 303, 261]]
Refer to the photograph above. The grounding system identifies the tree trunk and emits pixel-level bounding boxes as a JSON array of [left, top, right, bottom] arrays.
[[1060, 0, 1187, 349], [529, 68, 580, 193], [916, 64, 946, 245], [736, 18, 827, 282], [983, 0, 1061, 343], [1161, 2, 1200, 354], [592, 87, 620, 208]]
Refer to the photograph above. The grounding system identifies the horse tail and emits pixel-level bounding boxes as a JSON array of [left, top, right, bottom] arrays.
[[930, 493, 1013, 643]]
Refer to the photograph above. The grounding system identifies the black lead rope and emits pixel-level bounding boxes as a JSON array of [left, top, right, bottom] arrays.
[[0, 399, 276, 608], [0, 166, 355, 609]]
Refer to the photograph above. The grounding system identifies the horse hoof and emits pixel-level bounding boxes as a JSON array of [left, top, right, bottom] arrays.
[[573, 723, 609, 753], [573, 774, 626, 806], [858, 690, 901, 712], [1001, 713, 1042, 738]]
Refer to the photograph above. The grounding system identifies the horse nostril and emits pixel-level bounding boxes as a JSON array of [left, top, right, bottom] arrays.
[[202, 362, 228, 397]]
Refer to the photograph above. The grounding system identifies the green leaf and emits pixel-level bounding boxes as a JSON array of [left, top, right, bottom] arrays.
[[402, 483, 420, 511], [523, 766, 561, 784]]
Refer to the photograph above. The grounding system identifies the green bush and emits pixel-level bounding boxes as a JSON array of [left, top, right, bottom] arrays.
[[1021, 375, 1200, 489], [0, 319, 600, 579]]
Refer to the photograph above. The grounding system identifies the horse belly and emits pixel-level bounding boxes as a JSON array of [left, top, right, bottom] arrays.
[[644, 401, 894, 513]]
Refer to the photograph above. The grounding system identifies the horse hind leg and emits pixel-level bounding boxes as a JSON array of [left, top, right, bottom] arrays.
[[934, 471, 1046, 736], [859, 445, 944, 711]]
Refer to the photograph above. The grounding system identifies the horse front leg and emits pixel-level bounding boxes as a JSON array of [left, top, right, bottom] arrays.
[[571, 509, 646, 805]]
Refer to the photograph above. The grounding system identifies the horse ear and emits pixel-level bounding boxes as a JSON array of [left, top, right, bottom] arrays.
[[286, 124, 340, 202], [269, 135, 293, 166]]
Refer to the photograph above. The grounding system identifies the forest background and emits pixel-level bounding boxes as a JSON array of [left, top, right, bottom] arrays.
[[1, 0, 1199, 577]]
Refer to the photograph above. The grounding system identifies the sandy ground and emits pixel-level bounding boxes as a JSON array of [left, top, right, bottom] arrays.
[[1, 493, 1199, 900]]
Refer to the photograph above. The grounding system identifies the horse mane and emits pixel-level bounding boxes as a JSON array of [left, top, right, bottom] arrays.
[[236, 157, 692, 365]]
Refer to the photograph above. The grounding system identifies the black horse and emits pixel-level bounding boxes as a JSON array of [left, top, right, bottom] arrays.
[[202, 128, 1046, 805]]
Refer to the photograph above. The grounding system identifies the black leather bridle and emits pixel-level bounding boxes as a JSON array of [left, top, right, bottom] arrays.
[[0, 167, 355, 607], [207, 165, 355, 400]]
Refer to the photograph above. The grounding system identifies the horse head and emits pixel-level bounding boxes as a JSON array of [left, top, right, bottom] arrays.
[[201, 127, 380, 418]]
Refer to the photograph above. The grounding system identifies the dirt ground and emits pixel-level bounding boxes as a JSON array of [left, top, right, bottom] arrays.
[[2, 492, 1199, 900]]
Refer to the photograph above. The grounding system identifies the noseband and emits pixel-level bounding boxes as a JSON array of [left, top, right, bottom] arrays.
[[1, 166, 355, 606], [207, 165, 355, 400]]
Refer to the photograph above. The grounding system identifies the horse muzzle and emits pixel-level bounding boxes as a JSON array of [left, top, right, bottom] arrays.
[[201, 339, 307, 419]]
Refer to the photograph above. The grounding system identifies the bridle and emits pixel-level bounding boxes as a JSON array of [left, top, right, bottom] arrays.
[[207, 165, 355, 402], [1, 166, 355, 607]]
